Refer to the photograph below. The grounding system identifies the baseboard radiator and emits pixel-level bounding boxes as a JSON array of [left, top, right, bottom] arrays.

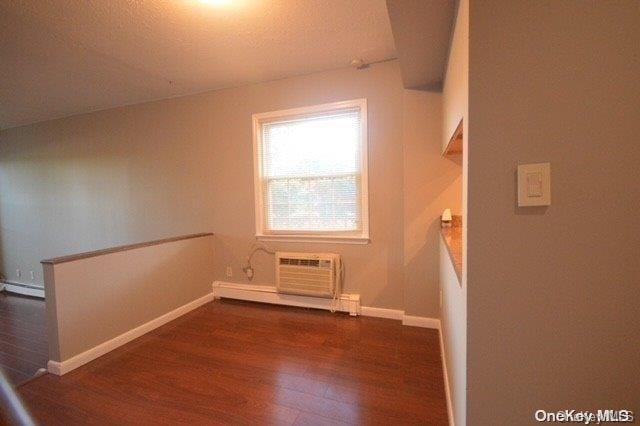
[[0, 280, 45, 298], [215, 252, 355, 314], [213, 281, 361, 316]]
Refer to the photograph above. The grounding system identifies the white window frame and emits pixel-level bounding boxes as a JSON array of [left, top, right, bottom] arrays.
[[252, 98, 369, 244]]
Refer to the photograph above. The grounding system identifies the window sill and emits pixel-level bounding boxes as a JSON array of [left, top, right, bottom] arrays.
[[255, 234, 370, 245]]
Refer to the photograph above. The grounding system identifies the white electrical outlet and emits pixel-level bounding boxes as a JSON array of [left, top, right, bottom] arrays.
[[16, 268, 21, 278], [226, 266, 233, 278], [30, 271, 35, 280]]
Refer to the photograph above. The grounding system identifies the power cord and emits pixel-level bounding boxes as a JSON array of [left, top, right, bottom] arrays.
[[243, 242, 276, 281], [244, 244, 345, 315], [330, 257, 345, 313]]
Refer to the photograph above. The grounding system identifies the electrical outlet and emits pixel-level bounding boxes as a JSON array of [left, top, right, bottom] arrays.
[[30, 271, 35, 280], [226, 266, 233, 278], [16, 269, 21, 279], [439, 290, 443, 308]]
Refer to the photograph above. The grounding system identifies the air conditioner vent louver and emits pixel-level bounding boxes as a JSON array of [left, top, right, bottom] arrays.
[[279, 258, 321, 267], [276, 252, 341, 298]]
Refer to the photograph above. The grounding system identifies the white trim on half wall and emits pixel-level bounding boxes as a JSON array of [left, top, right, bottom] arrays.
[[47, 292, 214, 375]]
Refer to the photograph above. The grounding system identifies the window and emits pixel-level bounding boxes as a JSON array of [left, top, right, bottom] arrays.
[[252, 99, 369, 243]]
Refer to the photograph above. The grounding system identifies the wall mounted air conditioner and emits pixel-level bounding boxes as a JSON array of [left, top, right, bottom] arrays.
[[276, 252, 342, 298]]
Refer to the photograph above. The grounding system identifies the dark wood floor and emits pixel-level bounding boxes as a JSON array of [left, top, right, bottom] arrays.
[[0, 292, 48, 386], [18, 299, 448, 425]]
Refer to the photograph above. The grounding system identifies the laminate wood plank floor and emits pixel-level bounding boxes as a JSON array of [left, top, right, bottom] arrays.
[[17, 299, 448, 425], [0, 292, 48, 386]]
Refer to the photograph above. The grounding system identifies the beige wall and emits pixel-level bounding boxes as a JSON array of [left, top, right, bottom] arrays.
[[403, 90, 461, 317], [45, 234, 214, 362], [467, 1, 640, 423], [440, 0, 468, 423], [203, 61, 406, 310], [0, 60, 457, 316], [440, 238, 465, 426]]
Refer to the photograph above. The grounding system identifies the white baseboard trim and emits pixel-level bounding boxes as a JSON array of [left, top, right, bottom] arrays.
[[360, 306, 403, 320], [402, 315, 441, 329], [213, 281, 361, 316], [47, 292, 214, 375], [1, 281, 45, 298], [361, 307, 439, 329], [439, 326, 455, 426], [213, 282, 440, 329]]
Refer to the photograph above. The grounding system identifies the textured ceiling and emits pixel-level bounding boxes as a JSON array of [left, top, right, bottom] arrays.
[[386, 0, 456, 91], [0, 0, 396, 129]]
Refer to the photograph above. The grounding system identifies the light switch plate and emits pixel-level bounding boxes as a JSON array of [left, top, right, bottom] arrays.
[[517, 162, 551, 207]]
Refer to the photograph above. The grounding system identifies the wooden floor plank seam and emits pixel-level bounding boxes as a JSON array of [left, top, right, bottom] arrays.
[[0, 292, 48, 388], [7, 297, 447, 424]]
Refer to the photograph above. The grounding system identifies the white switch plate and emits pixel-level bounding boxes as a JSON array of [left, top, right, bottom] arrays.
[[517, 162, 551, 207]]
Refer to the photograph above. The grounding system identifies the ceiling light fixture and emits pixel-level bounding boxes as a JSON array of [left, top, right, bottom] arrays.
[[199, 0, 230, 5], [350, 59, 368, 70]]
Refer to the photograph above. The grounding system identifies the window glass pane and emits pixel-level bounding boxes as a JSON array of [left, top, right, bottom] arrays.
[[259, 106, 364, 234], [266, 175, 360, 231], [263, 110, 360, 178]]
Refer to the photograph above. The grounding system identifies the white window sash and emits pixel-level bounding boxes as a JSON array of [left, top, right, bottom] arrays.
[[263, 173, 363, 233], [252, 98, 369, 244]]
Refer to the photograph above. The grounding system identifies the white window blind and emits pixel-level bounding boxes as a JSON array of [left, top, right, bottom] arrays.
[[253, 99, 368, 241]]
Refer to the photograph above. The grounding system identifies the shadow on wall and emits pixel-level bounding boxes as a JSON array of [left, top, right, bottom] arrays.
[[364, 245, 403, 310], [448, 155, 462, 167], [403, 161, 462, 318], [404, 218, 444, 308]]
